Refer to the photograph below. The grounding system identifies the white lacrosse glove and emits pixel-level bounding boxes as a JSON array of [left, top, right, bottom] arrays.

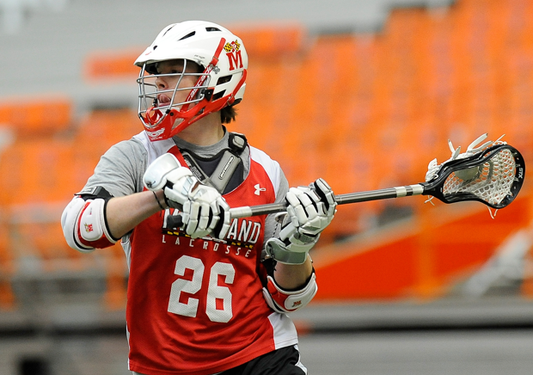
[[143, 154, 231, 239], [265, 178, 337, 264], [425, 133, 504, 182]]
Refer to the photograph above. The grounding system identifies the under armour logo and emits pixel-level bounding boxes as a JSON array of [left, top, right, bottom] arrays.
[[254, 184, 266, 196]]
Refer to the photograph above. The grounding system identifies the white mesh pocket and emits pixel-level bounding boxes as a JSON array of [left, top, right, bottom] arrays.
[[442, 148, 516, 206]]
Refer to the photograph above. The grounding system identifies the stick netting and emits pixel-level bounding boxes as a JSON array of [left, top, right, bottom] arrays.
[[442, 148, 516, 206]]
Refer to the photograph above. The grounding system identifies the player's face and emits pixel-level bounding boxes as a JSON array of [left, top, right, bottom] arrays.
[[154, 60, 200, 108]]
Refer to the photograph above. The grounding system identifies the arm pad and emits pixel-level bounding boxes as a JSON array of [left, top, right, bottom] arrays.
[[262, 271, 318, 313], [61, 195, 118, 252]]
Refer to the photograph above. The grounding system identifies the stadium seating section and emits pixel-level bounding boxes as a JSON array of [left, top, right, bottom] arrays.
[[1, 0, 533, 310]]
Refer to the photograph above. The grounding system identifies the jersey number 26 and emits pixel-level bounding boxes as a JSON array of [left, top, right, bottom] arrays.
[[168, 255, 235, 323]]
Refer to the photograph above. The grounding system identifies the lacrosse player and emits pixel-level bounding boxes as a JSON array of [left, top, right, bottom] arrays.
[[61, 21, 336, 375]]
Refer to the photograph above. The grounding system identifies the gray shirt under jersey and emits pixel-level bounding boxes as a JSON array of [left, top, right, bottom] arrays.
[[80, 130, 289, 245]]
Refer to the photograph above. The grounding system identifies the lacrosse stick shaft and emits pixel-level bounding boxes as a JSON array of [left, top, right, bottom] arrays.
[[166, 183, 427, 228], [229, 184, 426, 219]]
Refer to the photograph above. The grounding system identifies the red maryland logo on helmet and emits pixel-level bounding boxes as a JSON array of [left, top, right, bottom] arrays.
[[224, 40, 244, 71]]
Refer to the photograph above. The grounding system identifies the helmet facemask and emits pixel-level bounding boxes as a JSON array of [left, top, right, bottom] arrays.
[[137, 59, 212, 141]]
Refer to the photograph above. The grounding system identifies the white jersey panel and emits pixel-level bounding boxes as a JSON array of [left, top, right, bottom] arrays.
[[132, 131, 176, 165], [268, 312, 299, 349], [249, 146, 283, 201]]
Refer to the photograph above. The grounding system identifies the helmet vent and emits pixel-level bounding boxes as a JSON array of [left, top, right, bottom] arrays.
[[179, 31, 196, 41], [162, 25, 175, 36], [216, 76, 232, 85], [213, 91, 225, 100], [205, 27, 221, 32]]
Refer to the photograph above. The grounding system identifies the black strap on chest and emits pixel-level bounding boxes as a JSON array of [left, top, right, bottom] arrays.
[[180, 132, 247, 194]]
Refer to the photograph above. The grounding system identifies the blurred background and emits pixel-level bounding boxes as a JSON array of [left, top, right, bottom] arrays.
[[1, 0, 533, 374]]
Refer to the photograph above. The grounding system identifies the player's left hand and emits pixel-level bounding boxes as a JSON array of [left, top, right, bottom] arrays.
[[264, 178, 336, 264], [281, 178, 337, 244]]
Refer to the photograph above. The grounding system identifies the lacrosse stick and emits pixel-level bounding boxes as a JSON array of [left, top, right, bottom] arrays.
[[166, 142, 525, 228]]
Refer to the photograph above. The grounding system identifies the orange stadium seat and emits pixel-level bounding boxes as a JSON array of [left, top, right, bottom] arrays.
[[232, 22, 306, 59], [0, 132, 129, 309], [73, 108, 140, 177], [0, 138, 80, 264], [0, 96, 72, 138], [0, 138, 78, 205], [0, 221, 15, 308], [0, 138, 90, 308], [307, 0, 533, 301]]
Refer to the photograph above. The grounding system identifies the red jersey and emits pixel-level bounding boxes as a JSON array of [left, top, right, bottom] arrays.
[[124, 142, 298, 375]]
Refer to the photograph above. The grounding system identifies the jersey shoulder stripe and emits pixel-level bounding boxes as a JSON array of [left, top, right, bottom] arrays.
[[249, 146, 282, 200]]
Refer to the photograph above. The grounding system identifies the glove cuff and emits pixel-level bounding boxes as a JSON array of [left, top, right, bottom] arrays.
[[264, 236, 318, 264]]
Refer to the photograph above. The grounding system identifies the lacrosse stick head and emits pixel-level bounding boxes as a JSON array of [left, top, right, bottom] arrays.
[[423, 144, 525, 209]]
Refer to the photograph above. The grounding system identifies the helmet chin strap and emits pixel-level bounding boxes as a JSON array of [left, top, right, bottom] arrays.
[[144, 107, 165, 125], [142, 100, 208, 141]]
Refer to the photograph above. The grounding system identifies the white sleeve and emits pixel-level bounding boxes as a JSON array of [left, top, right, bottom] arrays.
[[80, 138, 148, 197]]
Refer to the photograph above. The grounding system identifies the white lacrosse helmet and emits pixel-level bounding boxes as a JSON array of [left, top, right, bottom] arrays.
[[134, 20, 248, 141]]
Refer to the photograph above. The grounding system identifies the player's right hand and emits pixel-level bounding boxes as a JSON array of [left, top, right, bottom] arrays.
[[176, 183, 231, 240], [161, 168, 230, 239], [143, 153, 231, 239]]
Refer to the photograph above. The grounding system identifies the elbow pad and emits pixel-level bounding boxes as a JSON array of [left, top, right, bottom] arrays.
[[262, 271, 318, 313], [61, 195, 118, 253]]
